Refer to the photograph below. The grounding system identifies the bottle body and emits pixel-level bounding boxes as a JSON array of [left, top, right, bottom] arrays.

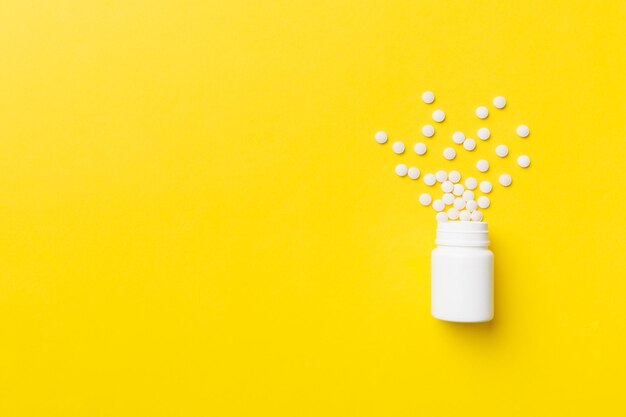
[[431, 222, 494, 322]]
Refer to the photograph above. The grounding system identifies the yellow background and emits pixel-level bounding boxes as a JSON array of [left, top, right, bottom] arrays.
[[1, 0, 625, 415]]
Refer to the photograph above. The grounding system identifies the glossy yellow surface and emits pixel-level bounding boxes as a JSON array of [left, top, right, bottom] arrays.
[[1, 1, 625, 415]]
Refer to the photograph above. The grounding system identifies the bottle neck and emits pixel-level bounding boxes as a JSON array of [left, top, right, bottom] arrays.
[[435, 221, 490, 247]]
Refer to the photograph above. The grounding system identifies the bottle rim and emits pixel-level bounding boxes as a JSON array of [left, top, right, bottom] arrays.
[[435, 221, 490, 247]]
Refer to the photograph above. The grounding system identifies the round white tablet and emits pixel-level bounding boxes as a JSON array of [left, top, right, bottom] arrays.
[[424, 173, 437, 186], [477, 196, 490, 209], [470, 210, 483, 222], [517, 155, 531, 168], [408, 167, 420, 179], [419, 193, 432, 206], [395, 164, 408, 176], [452, 183, 464, 196], [422, 124, 435, 137], [462, 190, 475, 202], [392, 141, 405, 154], [442, 193, 454, 205], [414, 142, 427, 155], [447, 208, 460, 220], [452, 131, 465, 144], [476, 106, 489, 119], [436, 212, 448, 222], [465, 177, 478, 190], [432, 199, 445, 212], [443, 147, 456, 160], [466, 200, 478, 212], [463, 138, 476, 151], [422, 91, 435, 104], [477, 127, 490, 140], [375, 131, 388, 144], [448, 170, 461, 183], [432, 109, 445, 123], [495, 144, 509, 157], [493, 96, 506, 109], [435, 170, 447, 182], [516, 125, 530, 138], [479, 180, 492, 193], [499, 173, 512, 187], [441, 180, 454, 193], [453, 197, 465, 210], [476, 159, 489, 172], [459, 210, 471, 222]]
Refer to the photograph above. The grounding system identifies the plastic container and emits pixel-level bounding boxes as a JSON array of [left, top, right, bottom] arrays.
[[431, 221, 494, 322]]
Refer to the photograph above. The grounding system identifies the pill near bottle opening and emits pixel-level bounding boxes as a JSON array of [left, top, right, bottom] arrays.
[[435, 170, 447, 182], [443, 147, 456, 160], [466, 200, 478, 212], [470, 210, 483, 222], [477, 128, 490, 140], [452, 183, 465, 196], [462, 190, 475, 202], [433, 199, 445, 212], [422, 124, 435, 137], [517, 155, 531, 168], [495, 144, 509, 157], [463, 138, 476, 151], [436, 212, 448, 222], [453, 198, 465, 210], [448, 170, 461, 183], [452, 131, 465, 144], [408, 167, 420, 179], [432, 109, 445, 123], [499, 173, 512, 187], [395, 164, 408, 176], [459, 210, 471, 221], [414, 142, 427, 155], [465, 177, 478, 190], [424, 173, 437, 186], [442, 193, 454, 205], [479, 180, 492, 193], [476, 106, 489, 119], [375, 131, 388, 144], [447, 208, 460, 220], [493, 96, 506, 109], [419, 193, 432, 206], [422, 91, 435, 104], [476, 159, 489, 172], [441, 180, 454, 193], [477, 196, 491, 209], [392, 141, 405, 154], [516, 125, 530, 138]]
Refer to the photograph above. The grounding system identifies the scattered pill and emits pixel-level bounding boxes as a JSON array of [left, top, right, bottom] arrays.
[[476, 106, 489, 119], [476, 159, 489, 172], [443, 147, 456, 160], [422, 91, 435, 104], [432, 109, 445, 123], [493, 96, 506, 109], [466, 200, 478, 212], [414, 142, 427, 155], [375, 131, 388, 144], [459, 210, 471, 221], [448, 170, 461, 183], [463, 138, 476, 151], [465, 177, 478, 190], [477, 128, 490, 140], [516, 125, 530, 138], [479, 180, 493, 193], [470, 210, 483, 222], [452, 183, 465, 196], [422, 124, 435, 137], [441, 180, 454, 193], [435, 170, 447, 182], [424, 173, 437, 186], [433, 199, 445, 212], [453, 198, 466, 210], [447, 208, 460, 220], [395, 164, 408, 176], [517, 155, 531, 168], [499, 173, 512, 187], [452, 132, 465, 144], [477, 196, 491, 209], [442, 193, 454, 205], [462, 190, 475, 202], [436, 212, 448, 222], [419, 193, 432, 206], [495, 144, 509, 157], [392, 141, 405, 154], [408, 167, 420, 179]]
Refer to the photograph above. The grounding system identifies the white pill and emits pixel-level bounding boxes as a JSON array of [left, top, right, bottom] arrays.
[[453, 197, 465, 210], [436, 212, 448, 222], [443, 147, 456, 160], [432, 199, 445, 212], [477, 127, 490, 140], [462, 190, 475, 202], [470, 210, 483, 222], [493, 96, 506, 109], [476, 159, 489, 172], [435, 170, 447, 182], [392, 141, 405, 154], [395, 164, 408, 176], [459, 210, 471, 222], [408, 167, 420, 179], [419, 193, 432, 206], [477, 196, 490, 209], [499, 173, 512, 187], [476, 106, 489, 119], [442, 193, 454, 205], [516, 125, 530, 138], [375, 131, 388, 144], [452, 131, 465, 144], [479, 180, 492, 193], [466, 200, 478, 212], [448, 170, 461, 183], [422, 91, 435, 104], [447, 208, 460, 220], [424, 173, 437, 186], [465, 177, 478, 190], [452, 183, 464, 196], [463, 138, 476, 151], [495, 144, 509, 157], [432, 109, 445, 123], [414, 142, 427, 155], [422, 124, 435, 137], [517, 155, 531, 168], [441, 180, 454, 193]]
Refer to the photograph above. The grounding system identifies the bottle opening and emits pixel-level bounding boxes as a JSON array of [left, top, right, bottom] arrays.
[[435, 221, 489, 247]]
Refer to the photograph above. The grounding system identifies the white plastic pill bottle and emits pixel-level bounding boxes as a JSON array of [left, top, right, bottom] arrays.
[[431, 221, 493, 322]]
